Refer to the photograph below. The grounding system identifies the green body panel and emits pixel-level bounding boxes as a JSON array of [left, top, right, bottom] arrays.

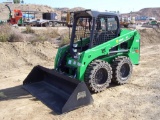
[[55, 29, 140, 81], [54, 38, 90, 68], [54, 45, 69, 68], [0, 20, 2, 24], [18, 18, 23, 25], [150, 20, 157, 25]]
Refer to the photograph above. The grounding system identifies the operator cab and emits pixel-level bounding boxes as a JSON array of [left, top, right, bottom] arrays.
[[69, 10, 120, 58]]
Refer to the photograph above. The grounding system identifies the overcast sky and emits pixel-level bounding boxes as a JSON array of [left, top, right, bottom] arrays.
[[1, 0, 160, 13]]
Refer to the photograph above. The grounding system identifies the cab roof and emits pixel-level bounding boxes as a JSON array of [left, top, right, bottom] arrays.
[[73, 9, 119, 18]]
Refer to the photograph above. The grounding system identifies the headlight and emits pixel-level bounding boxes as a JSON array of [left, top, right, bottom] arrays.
[[73, 43, 78, 53]]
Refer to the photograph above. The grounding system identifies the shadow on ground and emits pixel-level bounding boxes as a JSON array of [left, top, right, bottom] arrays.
[[0, 85, 31, 101]]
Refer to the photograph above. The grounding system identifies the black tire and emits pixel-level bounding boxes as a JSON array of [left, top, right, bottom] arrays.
[[152, 24, 159, 29], [44, 22, 49, 27], [85, 60, 112, 92], [48, 22, 53, 27], [112, 56, 132, 84], [52, 22, 57, 27]]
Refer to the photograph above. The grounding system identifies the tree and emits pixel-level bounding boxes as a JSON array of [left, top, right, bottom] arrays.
[[14, 0, 20, 4]]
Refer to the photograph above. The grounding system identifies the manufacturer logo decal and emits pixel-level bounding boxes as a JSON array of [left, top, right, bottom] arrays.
[[77, 91, 86, 100]]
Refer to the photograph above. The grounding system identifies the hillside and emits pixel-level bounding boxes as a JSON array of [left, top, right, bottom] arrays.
[[0, 3, 160, 20], [122, 7, 160, 19], [0, 3, 85, 20], [138, 7, 160, 18], [0, 3, 56, 20], [55, 7, 85, 12]]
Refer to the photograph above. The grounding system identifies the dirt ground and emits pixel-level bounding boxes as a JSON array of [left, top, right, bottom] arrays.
[[0, 28, 160, 120]]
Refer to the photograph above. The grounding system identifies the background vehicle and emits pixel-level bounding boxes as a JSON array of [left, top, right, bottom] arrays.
[[5, 4, 22, 25], [142, 17, 159, 28]]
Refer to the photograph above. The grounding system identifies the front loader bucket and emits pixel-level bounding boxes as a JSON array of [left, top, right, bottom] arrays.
[[23, 65, 93, 114]]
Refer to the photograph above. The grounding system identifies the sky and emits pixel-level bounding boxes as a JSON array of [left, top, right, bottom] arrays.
[[1, 0, 160, 13]]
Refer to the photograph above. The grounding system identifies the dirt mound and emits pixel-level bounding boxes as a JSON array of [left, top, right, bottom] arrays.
[[0, 28, 159, 71], [139, 28, 160, 46], [0, 42, 57, 71]]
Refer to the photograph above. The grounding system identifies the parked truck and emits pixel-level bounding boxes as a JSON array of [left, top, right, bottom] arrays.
[[23, 11, 68, 27]]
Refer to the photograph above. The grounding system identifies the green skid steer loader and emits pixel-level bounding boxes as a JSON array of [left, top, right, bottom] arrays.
[[23, 10, 140, 114]]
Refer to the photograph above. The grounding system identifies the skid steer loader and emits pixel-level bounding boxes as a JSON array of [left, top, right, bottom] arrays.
[[23, 10, 140, 114]]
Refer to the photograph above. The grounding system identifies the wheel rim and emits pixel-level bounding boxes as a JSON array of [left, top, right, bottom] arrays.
[[49, 22, 52, 27], [95, 68, 108, 84], [120, 63, 130, 79]]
